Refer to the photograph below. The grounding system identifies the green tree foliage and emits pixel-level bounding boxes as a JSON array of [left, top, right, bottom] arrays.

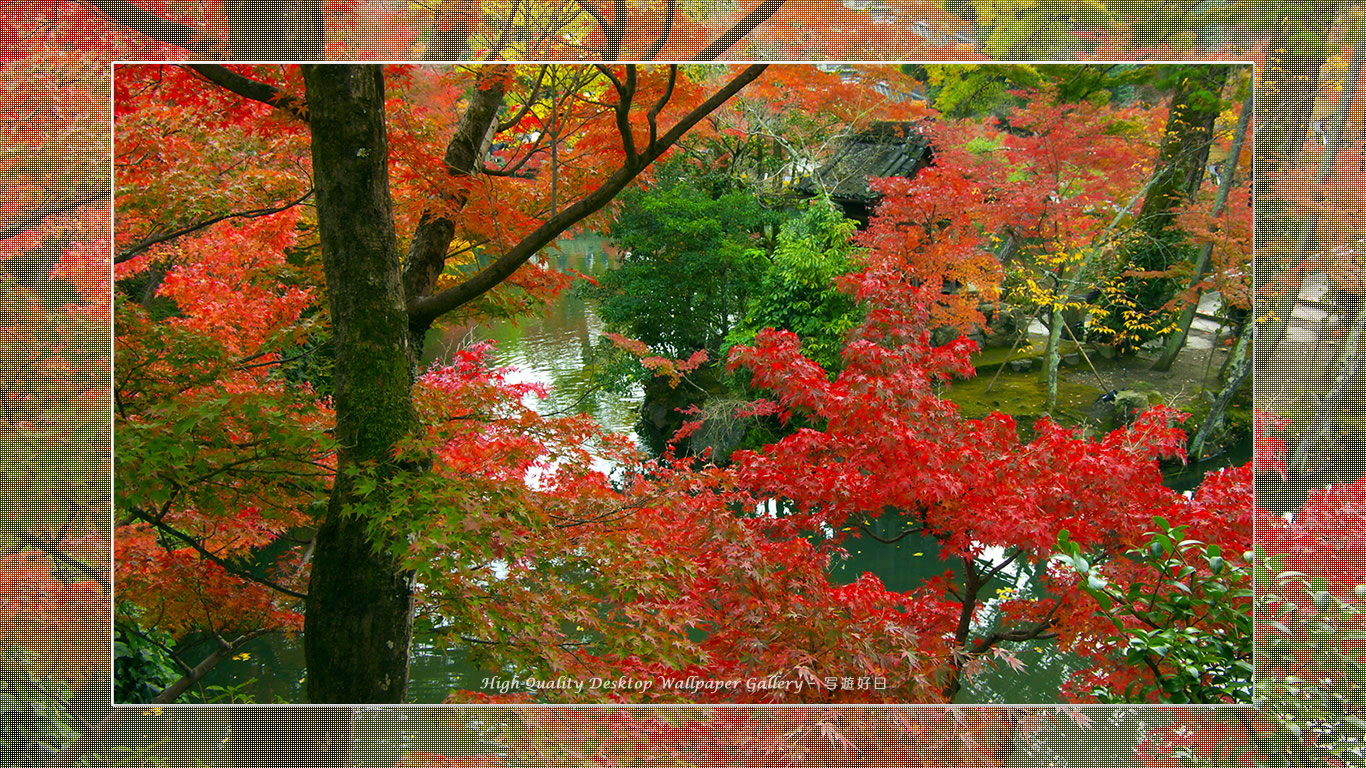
[[112, 614, 181, 705], [909, 63, 1162, 119], [589, 158, 778, 358], [724, 197, 862, 372], [1055, 515, 1253, 704]]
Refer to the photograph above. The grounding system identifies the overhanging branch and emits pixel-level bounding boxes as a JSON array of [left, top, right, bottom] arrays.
[[183, 65, 310, 122], [128, 505, 309, 600], [0, 186, 109, 241], [406, 64, 768, 328], [116, 190, 315, 264]]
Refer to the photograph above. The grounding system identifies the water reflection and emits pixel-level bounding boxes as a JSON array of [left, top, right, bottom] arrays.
[[422, 234, 643, 436]]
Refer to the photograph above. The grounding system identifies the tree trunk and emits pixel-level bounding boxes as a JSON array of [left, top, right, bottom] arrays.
[[225, 0, 325, 59], [300, 64, 418, 704], [1135, 66, 1229, 233], [1043, 306, 1062, 412], [1189, 316, 1251, 460], [1096, 64, 1227, 356], [1152, 82, 1253, 372], [1263, 26, 1366, 380]]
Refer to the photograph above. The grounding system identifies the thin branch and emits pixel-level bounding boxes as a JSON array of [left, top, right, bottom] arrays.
[[407, 64, 768, 327], [8, 673, 95, 733], [980, 548, 1024, 583], [15, 530, 110, 593], [116, 189, 314, 264], [572, 0, 610, 31], [0, 186, 109, 241], [151, 629, 272, 704], [117, 621, 193, 675], [496, 66, 550, 133], [645, 65, 678, 149], [46, 707, 137, 768], [642, 0, 677, 60], [972, 601, 1063, 654], [128, 506, 309, 600]]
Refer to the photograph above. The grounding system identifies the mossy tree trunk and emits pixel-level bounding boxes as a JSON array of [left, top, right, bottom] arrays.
[[300, 64, 419, 704], [1093, 64, 1228, 357]]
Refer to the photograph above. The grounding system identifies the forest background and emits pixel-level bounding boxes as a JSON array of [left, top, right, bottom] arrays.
[[2, 1, 1365, 767]]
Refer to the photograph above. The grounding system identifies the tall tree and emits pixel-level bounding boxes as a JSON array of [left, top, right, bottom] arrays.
[[225, 63, 766, 702], [297, 64, 422, 704]]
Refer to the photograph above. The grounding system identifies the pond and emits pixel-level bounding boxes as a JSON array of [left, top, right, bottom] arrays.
[[197, 234, 1248, 705]]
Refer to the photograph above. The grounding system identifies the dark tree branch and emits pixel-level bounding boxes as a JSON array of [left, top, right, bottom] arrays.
[[0, 186, 109, 241], [78, 0, 225, 57], [496, 66, 549, 133], [979, 548, 1024, 583], [689, 0, 787, 61], [572, 0, 610, 32], [615, 66, 639, 160], [115, 190, 314, 264], [972, 601, 1063, 655], [423, 0, 477, 60], [605, 0, 627, 59], [47, 707, 137, 768], [15, 530, 110, 593], [7, 673, 95, 733], [405, 64, 768, 329], [152, 629, 272, 704], [482, 144, 550, 177], [642, 0, 677, 60], [645, 65, 678, 148], [183, 64, 310, 122]]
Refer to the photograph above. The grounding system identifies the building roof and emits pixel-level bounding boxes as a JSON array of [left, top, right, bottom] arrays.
[[796, 121, 932, 205]]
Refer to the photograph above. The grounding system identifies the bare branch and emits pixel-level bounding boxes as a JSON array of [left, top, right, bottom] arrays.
[[615, 65, 639, 161], [645, 65, 678, 148], [643, 0, 677, 60], [0, 185, 109, 241], [15, 530, 110, 593], [496, 66, 550, 133], [151, 629, 272, 704], [128, 505, 309, 600], [406, 64, 768, 328]]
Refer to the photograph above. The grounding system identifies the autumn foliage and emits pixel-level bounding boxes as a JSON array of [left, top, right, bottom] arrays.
[[99, 62, 1273, 716]]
